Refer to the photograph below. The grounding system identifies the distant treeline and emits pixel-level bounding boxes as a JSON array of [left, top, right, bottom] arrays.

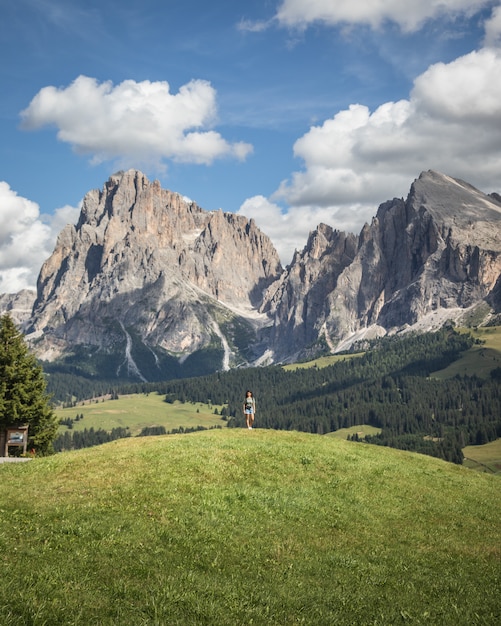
[[47, 328, 501, 464], [45, 369, 124, 406], [53, 427, 131, 452], [136, 424, 222, 437], [53, 423, 223, 452]]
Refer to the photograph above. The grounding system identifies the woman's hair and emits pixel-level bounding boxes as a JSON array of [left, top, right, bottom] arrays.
[[246, 390, 253, 395]]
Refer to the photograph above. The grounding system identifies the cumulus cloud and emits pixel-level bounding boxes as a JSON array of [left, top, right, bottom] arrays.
[[239, 47, 501, 264], [20, 75, 253, 168], [484, 5, 501, 46], [274, 0, 494, 32], [0, 183, 79, 293], [237, 196, 305, 263]]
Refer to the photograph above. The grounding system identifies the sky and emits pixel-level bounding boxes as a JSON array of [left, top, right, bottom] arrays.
[[1, 0, 501, 293]]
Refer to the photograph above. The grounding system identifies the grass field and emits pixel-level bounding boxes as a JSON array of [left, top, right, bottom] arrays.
[[432, 325, 501, 379], [1, 429, 500, 625], [56, 393, 226, 435], [463, 438, 501, 474], [283, 352, 363, 371], [326, 424, 382, 439]]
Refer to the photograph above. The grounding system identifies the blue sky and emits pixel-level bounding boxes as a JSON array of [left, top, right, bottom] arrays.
[[1, 0, 501, 292]]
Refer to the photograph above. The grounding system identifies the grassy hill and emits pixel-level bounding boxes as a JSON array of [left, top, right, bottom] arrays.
[[1, 430, 500, 625]]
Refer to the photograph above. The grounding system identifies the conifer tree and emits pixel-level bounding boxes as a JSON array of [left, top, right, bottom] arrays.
[[0, 314, 58, 455]]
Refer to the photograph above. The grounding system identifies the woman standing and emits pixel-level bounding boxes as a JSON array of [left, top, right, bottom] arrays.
[[243, 390, 256, 429]]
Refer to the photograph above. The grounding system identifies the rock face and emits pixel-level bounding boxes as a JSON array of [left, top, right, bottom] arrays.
[[3, 168, 500, 379], [263, 170, 501, 358], [27, 170, 282, 378], [261, 224, 359, 358], [0, 289, 36, 327]]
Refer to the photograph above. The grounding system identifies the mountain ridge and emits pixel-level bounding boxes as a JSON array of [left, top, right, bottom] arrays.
[[261, 169, 501, 359], [1, 168, 500, 379]]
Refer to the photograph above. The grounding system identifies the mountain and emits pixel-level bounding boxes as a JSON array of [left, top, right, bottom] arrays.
[[262, 170, 501, 358], [0, 289, 36, 326], [24, 170, 282, 380], [1, 169, 500, 380]]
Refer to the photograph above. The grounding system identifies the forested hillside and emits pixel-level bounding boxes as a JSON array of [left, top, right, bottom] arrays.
[[156, 329, 501, 464], [46, 328, 501, 464]]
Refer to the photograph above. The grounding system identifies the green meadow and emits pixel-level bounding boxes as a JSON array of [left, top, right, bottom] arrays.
[[283, 352, 363, 371], [432, 325, 501, 379], [1, 429, 500, 625], [56, 393, 225, 435], [463, 438, 501, 474], [327, 424, 382, 439]]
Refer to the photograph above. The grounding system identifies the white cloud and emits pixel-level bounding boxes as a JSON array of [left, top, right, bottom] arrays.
[[275, 0, 494, 32], [20, 75, 253, 168], [0, 182, 79, 293], [484, 5, 501, 46], [238, 18, 271, 33], [240, 47, 501, 262]]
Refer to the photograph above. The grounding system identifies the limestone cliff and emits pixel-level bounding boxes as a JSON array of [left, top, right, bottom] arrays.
[[0, 289, 36, 327], [263, 171, 501, 358], [27, 170, 282, 377]]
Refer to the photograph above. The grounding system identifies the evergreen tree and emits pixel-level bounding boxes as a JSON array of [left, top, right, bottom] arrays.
[[0, 314, 58, 455]]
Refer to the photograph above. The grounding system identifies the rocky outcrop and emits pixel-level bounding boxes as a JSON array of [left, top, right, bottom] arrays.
[[261, 224, 358, 358], [26, 170, 282, 376], [263, 171, 501, 358], [0, 289, 36, 327]]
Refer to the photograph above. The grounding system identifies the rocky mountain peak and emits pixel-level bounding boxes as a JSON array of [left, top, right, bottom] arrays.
[[2, 168, 500, 379], [262, 171, 501, 358], [408, 170, 501, 238], [26, 170, 282, 372]]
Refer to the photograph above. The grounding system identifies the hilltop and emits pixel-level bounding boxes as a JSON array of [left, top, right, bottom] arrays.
[[1, 429, 499, 625]]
